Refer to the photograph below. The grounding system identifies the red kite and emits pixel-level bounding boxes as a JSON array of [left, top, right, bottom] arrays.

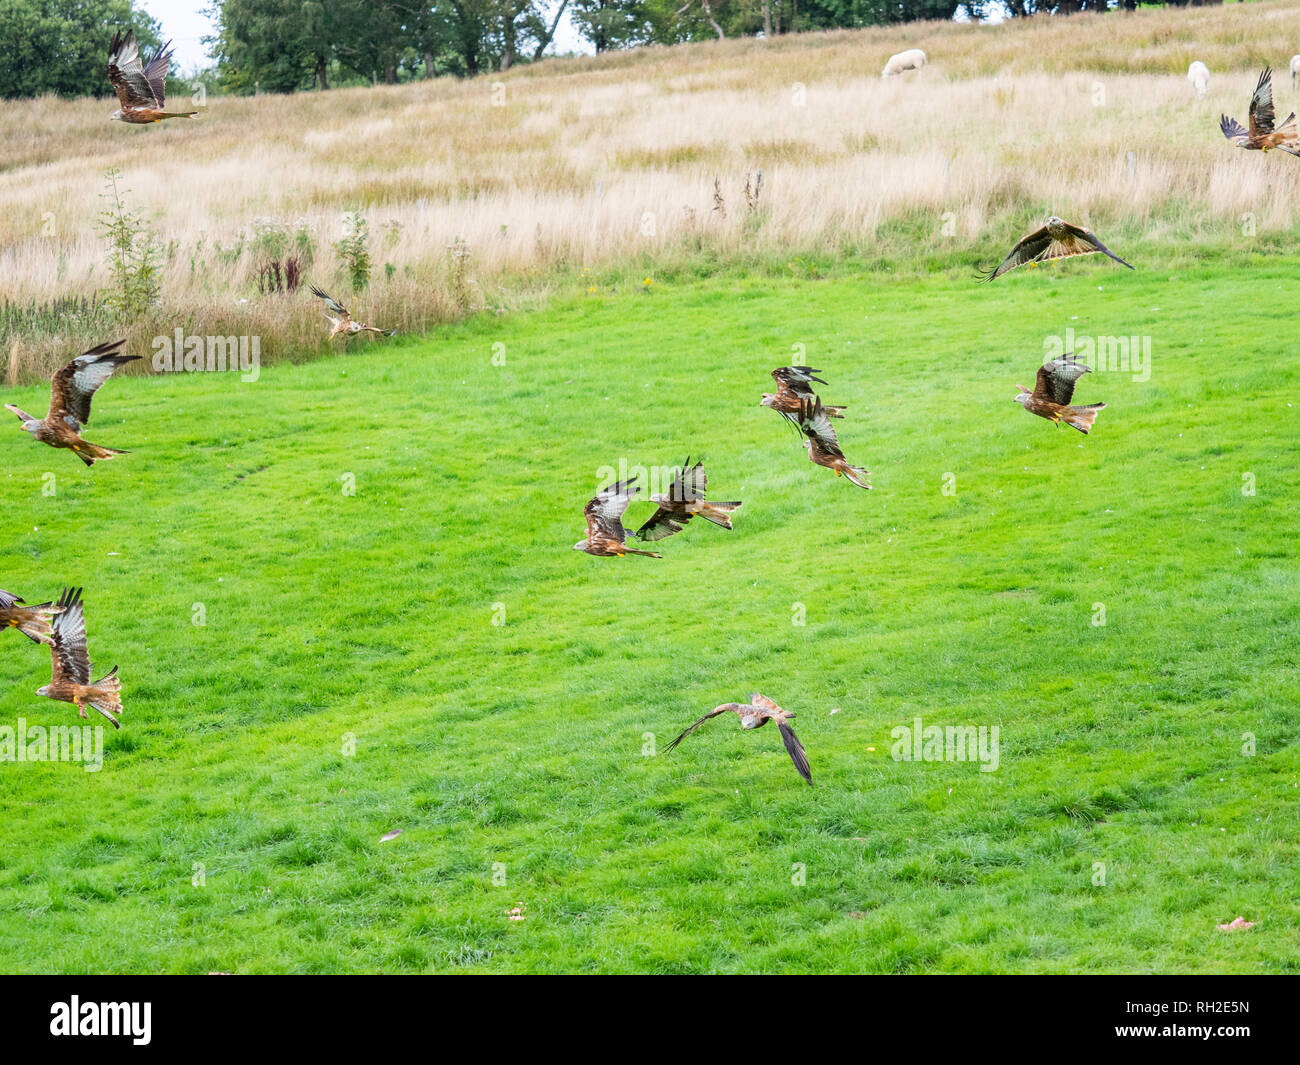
[[796, 397, 871, 489], [634, 458, 741, 542], [665, 692, 812, 784], [1221, 67, 1300, 156], [978, 216, 1134, 282], [5, 340, 138, 466], [107, 30, 197, 124], [761, 366, 846, 427], [1016, 354, 1106, 434], [36, 588, 123, 729], [0, 588, 62, 645], [574, 476, 661, 558], [310, 286, 396, 340]]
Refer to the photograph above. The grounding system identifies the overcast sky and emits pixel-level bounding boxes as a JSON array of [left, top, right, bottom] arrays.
[[137, 0, 593, 72]]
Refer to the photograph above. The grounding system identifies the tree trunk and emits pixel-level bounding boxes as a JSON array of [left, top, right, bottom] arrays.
[[315, 55, 328, 91], [762, 3, 772, 36], [534, 0, 570, 60], [701, 0, 725, 38], [424, 51, 435, 79]]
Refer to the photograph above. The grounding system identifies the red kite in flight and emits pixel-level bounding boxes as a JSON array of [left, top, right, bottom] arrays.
[[1221, 67, 1300, 156], [978, 216, 1134, 282], [0, 588, 61, 646], [1016, 354, 1106, 434], [796, 397, 871, 489], [5, 340, 138, 466], [310, 286, 396, 340], [574, 477, 661, 558], [761, 366, 845, 427], [36, 588, 123, 729], [665, 692, 812, 784], [107, 30, 197, 124], [634, 458, 741, 542]]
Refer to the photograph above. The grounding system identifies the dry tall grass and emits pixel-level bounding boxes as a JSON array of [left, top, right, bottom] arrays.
[[2, 3, 1298, 379]]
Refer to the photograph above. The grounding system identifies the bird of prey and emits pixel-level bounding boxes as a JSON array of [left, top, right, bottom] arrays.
[[0, 588, 62, 646], [634, 458, 742, 542], [107, 30, 197, 124], [5, 340, 138, 466], [761, 366, 846, 428], [574, 477, 662, 558], [665, 692, 812, 784], [1220, 67, 1300, 156], [796, 397, 871, 489], [1016, 353, 1106, 434], [977, 216, 1134, 282], [35, 588, 123, 730], [310, 286, 396, 340]]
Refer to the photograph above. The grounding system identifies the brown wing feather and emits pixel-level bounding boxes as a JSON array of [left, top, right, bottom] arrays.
[[749, 692, 782, 713], [309, 285, 349, 318], [1039, 354, 1092, 405], [977, 225, 1051, 282], [584, 477, 639, 544], [797, 398, 845, 459], [48, 341, 136, 431], [49, 587, 90, 686], [107, 30, 160, 110], [777, 722, 813, 784], [663, 706, 732, 752], [634, 507, 687, 542], [1249, 66, 1277, 138], [1060, 223, 1134, 270]]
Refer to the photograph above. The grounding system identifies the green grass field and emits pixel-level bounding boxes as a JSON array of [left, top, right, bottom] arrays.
[[1, 257, 1297, 973]]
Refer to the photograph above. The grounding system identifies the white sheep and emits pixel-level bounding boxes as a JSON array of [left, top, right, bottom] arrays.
[[882, 49, 927, 79], [1187, 60, 1209, 99], [1291, 54, 1300, 91]]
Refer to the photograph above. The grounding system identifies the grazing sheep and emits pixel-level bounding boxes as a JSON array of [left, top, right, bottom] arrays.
[[1292, 54, 1300, 91], [882, 49, 927, 79], [1187, 60, 1210, 99]]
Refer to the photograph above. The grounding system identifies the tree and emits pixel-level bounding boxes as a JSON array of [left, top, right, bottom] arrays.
[[0, 0, 162, 100]]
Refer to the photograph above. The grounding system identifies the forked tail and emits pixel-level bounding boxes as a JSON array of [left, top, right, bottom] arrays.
[[73, 440, 129, 466], [1064, 403, 1106, 435], [87, 666, 122, 729], [840, 462, 872, 490], [622, 547, 663, 558], [696, 501, 742, 530]]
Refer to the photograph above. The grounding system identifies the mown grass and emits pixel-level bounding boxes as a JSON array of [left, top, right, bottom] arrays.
[[0, 256, 1297, 973]]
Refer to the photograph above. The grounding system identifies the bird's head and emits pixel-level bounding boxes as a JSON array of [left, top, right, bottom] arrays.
[[109, 110, 124, 122], [1046, 214, 1064, 227], [5, 405, 36, 433], [35, 685, 49, 698], [572, 540, 588, 552], [759, 393, 775, 408], [1014, 387, 1031, 406]]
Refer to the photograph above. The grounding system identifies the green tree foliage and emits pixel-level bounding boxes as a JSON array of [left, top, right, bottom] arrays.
[[0, 0, 161, 99]]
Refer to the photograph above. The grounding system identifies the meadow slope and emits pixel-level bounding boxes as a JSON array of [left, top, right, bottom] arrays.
[[4, 1, 1300, 373], [1, 259, 1297, 973]]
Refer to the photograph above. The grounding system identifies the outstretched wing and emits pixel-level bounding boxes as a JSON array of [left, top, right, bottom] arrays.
[[798, 397, 845, 459], [1220, 113, 1250, 146], [584, 477, 639, 544], [635, 508, 688, 542], [749, 692, 783, 713], [976, 224, 1051, 282], [49, 587, 91, 686], [663, 706, 731, 753], [1059, 222, 1134, 270], [48, 340, 137, 431], [140, 39, 174, 109], [1249, 66, 1277, 138], [667, 458, 707, 502], [777, 723, 813, 784], [1036, 353, 1092, 405], [310, 285, 351, 320], [0, 588, 22, 611], [771, 366, 826, 397], [107, 30, 162, 110]]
